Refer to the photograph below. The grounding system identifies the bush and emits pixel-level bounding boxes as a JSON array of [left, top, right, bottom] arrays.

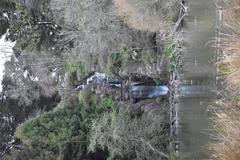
[[15, 94, 111, 159], [16, 105, 87, 155], [65, 62, 89, 77], [6, 0, 60, 51], [89, 108, 169, 160], [106, 48, 130, 76]]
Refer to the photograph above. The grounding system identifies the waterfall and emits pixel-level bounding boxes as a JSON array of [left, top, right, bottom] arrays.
[[0, 33, 15, 92]]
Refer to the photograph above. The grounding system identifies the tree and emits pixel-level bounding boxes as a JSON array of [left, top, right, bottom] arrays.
[[89, 104, 170, 160], [7, 92, 110, 160]]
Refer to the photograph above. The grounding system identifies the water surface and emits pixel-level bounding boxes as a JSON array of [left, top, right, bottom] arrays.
[[0, 33, 15, 91], [176, 0, 217, 159]]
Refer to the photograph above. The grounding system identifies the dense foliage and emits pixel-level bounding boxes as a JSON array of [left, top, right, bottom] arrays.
[[89, 108, 169, 160], [4, 0, 63, 52], [7, 91, 110, 160], [3, 88, 170, 160]]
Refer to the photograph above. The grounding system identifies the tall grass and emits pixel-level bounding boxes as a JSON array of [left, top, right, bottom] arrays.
[[210, 105, 240, 160], [220, 0, 240, 86], [210, 0, 240, 160], [113, 0, 180, 32]]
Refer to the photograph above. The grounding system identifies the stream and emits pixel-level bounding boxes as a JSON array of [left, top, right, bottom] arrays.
[[0, 33, 14, 91], [174, 0, 217, 159]]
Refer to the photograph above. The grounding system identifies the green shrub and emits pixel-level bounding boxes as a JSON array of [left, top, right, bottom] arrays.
[[15, 94, 112, 159], [65, 62, 88, 76], [6, 0, 60, 51], [153, 73, 169, 85], [165, 41, 176, 69], [16, 106, 86, 152], [99, 98, 114, 108], [65, 63, 78, 74], [107, 48, 130, 76], [78, 87, 116, 115]]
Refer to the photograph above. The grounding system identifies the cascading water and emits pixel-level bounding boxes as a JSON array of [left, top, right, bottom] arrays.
[[0, 33, 15, 157], [0, 33, 15, 91], [75, 72, 170, 99]]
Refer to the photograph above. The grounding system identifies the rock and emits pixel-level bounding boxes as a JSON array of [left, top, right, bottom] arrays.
[[128, 99, 165, 117], [1, 52, 62, 123], [0, 14, 8, 37]]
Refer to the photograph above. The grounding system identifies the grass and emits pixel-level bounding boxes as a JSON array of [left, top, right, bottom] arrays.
[[220, 37, 240, 85], [217, 63, 235, 79], [210, 105, 240, 160], [113, 0, 180, 32], [210, 1, 240, 160], [219, 2, 240, 84], [65, 62, 88, 76], [65, 63, 78, 74]]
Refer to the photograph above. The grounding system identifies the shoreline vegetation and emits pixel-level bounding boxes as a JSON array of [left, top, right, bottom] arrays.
[[210, 0, 240, 160]]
